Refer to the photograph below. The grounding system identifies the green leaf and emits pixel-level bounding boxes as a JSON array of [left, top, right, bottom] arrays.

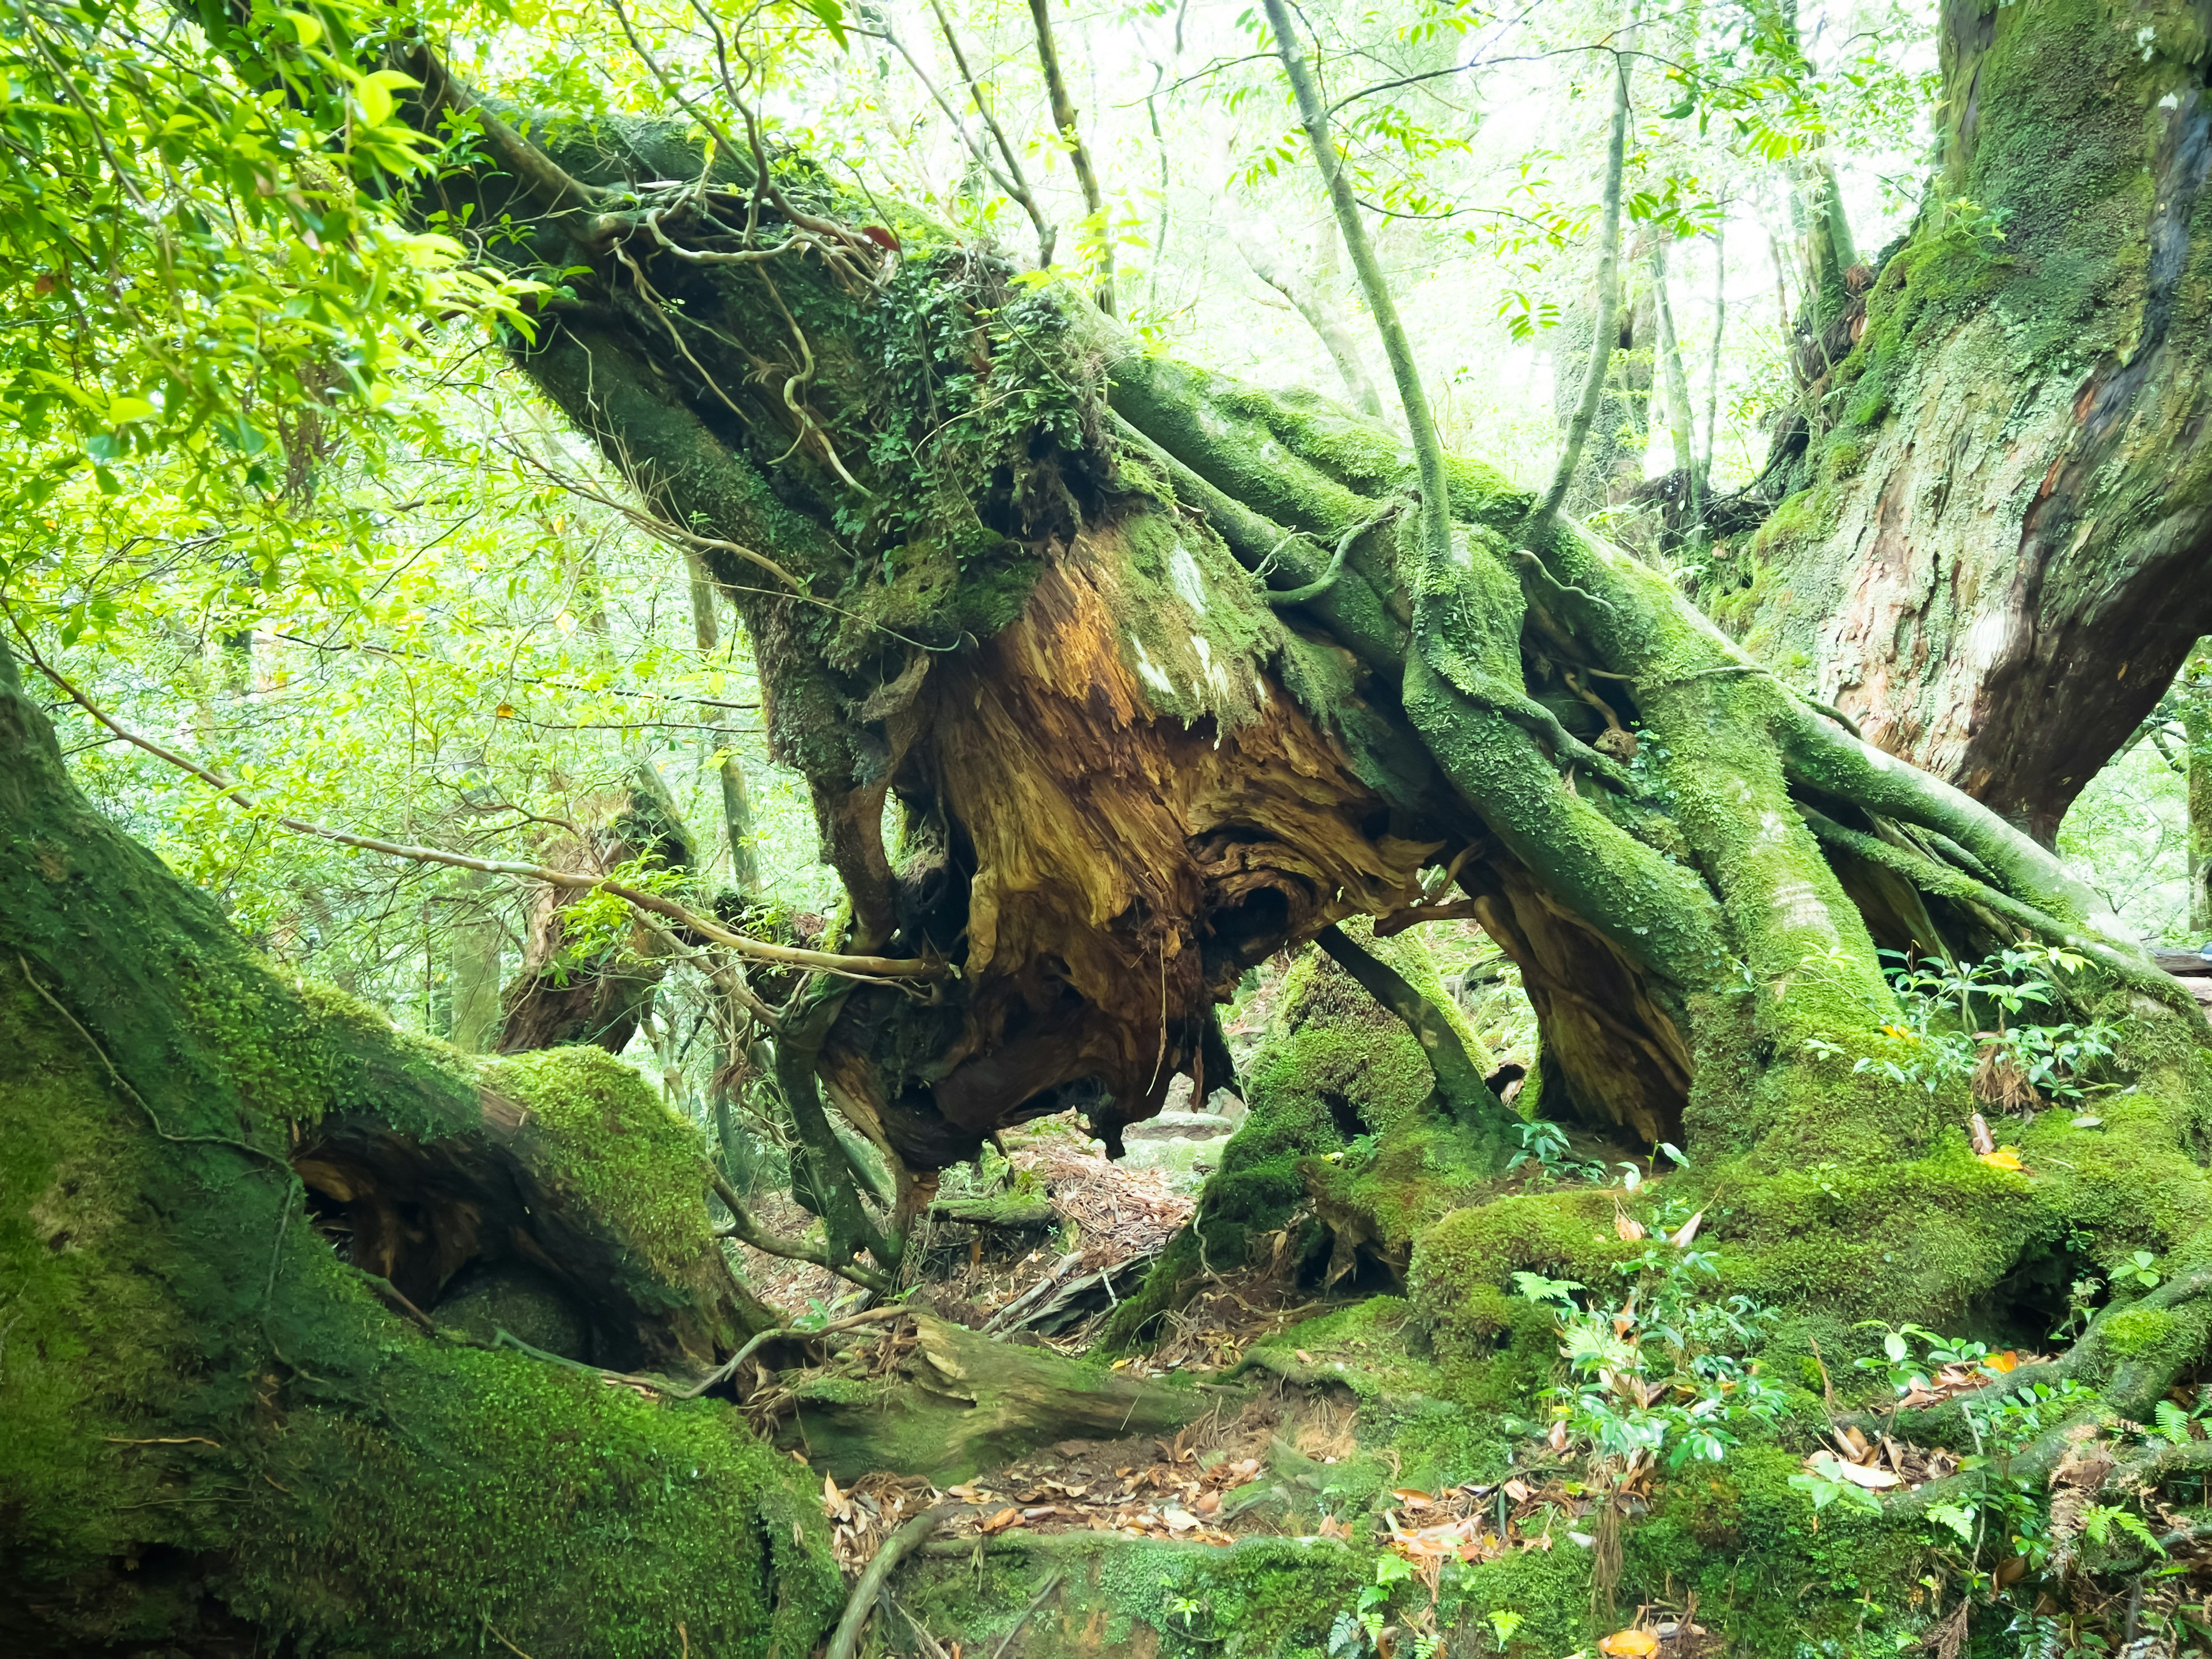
[[1926, 1502, 1976, 1543]]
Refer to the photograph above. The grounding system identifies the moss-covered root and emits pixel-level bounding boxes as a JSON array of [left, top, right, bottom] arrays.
[[0, 643, 842, 1656], [769, 1315, 1223, 1483], [1105, 925, 1493, 1344]]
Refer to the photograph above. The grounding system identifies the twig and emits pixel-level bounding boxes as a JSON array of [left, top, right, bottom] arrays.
[[661, 1305, 910, 1402], [262, 1180, 298, 1307], [991, 1570, 1066, 1659], [827, 1501, 961, 1659], [1262, 501, 1403, 606], [481, 1614, 535, 1659]]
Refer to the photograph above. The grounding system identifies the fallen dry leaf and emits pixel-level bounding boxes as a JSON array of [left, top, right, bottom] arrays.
[[1194, 1490, 1221, 1516], [1614, 1207, 1646, 1242], [1987, 1350, 2020, 1373], [1976, 1147, 2029, 1173], [1671, 1209, 1705, 1248], [980, 1508, 1022, 1535], [1599, 1630, 1660, 1657], [1817, 1456, 1901, 1490], [1294, 1349, 1316, 1365], [1162, 1508, 1200, 1532], [1505, 1477, 1533, 1502]]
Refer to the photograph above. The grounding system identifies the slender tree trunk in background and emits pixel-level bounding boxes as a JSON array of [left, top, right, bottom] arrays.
[[1229, 209, 1387, 418], [1710, 0, 2212, 843], [2185, 653, 2212, 935], [1144, 61, 1171, 310], [447, 867, 505, 1052], [685, 551, 760, 891], [1028, 0, 1112, 313], [1649, 236, 1698, 533], [1535, 35, 1633, 539], [1701, 219, 1725, 501]]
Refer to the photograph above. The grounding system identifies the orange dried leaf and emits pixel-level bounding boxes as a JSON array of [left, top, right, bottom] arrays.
[[1600, 1630, 1660, 1657], [1977, 1147, 2028, 1173], [1987, 1350, 2021, 1374], [1613, 1208, 1646, 1242], [1671, 1209, 1706, 1248], [980, 1508, 1022, 1535]]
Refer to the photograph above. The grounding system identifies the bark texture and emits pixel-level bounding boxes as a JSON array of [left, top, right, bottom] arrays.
[[1709, 0, 2212, 841]]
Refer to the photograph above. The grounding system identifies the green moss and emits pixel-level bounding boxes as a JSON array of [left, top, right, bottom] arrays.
[[1107, 927, 1474, 1344], [0, 656, 840, 1655], [2100, 1304, 2181, 1359], [482, 1047, 716, 1277]]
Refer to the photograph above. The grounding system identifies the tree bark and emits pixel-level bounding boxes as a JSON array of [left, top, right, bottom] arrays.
[[1707, 0, 2212, 843]]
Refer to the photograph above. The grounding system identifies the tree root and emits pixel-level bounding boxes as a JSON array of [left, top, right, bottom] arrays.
[[1313, 923, 1514, 1147], [827, 1500, 960, 1659], [1880, 1266, 2212, 1518], [1263, 501, 1403, 605], [1796, 806, 2201, 1022]]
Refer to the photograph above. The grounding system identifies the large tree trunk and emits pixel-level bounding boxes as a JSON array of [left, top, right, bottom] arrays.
[[1705, 0, 2212, 842]]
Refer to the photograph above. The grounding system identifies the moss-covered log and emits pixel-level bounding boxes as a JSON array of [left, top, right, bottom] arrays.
[[0, 646, 839, 1656], [1705, 0, 2212, 840]]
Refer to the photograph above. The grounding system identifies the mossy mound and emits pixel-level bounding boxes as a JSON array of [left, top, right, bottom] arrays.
[[482, 1046, 722, 1278], [1105, 924, 1484, 1344], [0, 650, 841, 1656]]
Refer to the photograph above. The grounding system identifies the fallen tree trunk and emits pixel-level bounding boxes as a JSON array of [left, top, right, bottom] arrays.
[[0, 645, 840, 1654]]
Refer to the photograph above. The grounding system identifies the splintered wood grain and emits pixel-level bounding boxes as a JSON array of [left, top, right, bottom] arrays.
[[921, 531, 1432, 1123]]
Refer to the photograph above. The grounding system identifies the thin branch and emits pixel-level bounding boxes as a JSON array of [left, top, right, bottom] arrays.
[[926, 0, 1056, 266], [9, 628, 933, 984], [1528, 23, 1632, 541], [1028, 0, 1113, 311], [1261, 0, 1452, 567], [709, 1165, 891, 1292], [828, 1502, 962, 1659]]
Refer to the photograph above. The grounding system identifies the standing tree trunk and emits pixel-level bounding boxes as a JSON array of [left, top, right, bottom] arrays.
[[2183, 648, 2212, 935], [687, 550, 761, 892], [1707, 0, 2212, 842], [447, 867, 505, 1052], [1229, 207, 1388, 419]]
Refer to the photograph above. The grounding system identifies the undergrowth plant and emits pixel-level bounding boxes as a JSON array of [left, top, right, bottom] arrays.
[[1515, 1246, 1786, 1469], [1806, 944, 2120, 1109]]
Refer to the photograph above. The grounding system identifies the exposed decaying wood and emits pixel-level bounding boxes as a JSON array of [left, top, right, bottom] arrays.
[[1465, 866, 1692, 1147], [821, 543, 1434, 1170]]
